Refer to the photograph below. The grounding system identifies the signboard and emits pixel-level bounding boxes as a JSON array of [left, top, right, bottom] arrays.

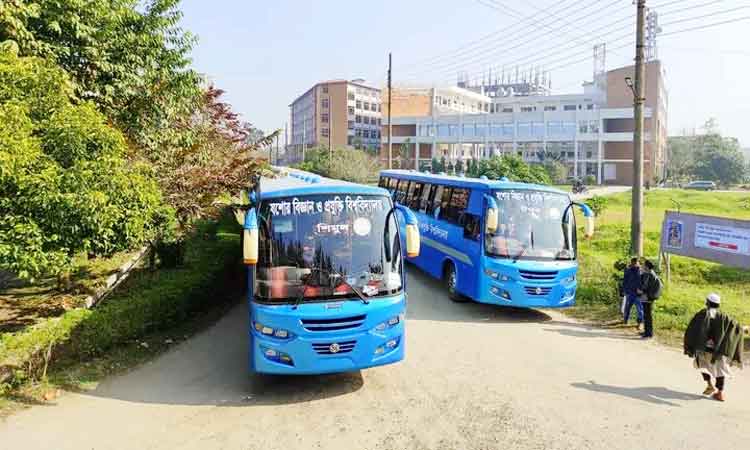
[[660, 211, 750, 269]]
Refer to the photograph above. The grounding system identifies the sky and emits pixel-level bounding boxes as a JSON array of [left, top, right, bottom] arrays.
[[180, 0, 750, 147]]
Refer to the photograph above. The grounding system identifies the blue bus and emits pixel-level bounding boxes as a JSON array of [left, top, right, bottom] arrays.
[[379, 170, 594, 308], [233, 168, 420, 374]]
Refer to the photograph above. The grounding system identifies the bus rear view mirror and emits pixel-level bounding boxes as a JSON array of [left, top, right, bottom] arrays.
[[394, 204, 421, 258], [243, 208, 259, 265], [484, 195, 499, 234]]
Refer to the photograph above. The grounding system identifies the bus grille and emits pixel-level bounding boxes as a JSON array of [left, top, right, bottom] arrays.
[[524, 286, 552, 296], [301, 315, 366, 332], [518, 270, 558, 281], [312, 340, 356, 355]]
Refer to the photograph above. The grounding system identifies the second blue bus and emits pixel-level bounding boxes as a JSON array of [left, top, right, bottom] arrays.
[[380, 170, 594, 308]]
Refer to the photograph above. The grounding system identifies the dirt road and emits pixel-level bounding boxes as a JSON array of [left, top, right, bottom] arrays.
[[1, 267, 748, 449]]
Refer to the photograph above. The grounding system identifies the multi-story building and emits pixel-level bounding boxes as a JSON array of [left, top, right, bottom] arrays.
[[381, 61, 668, 185], [289, 79, 381, 161]]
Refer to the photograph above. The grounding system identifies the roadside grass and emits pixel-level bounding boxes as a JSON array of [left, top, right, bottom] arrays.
[[570, 189, 750, 345], [0, 212, 242, 416], [0, 250, 141, 334]]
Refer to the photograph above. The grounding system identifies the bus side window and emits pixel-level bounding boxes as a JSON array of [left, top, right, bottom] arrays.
[[379, 176, 389, 188], [388, 177, 398, 193], [444, 188, 469, 224], [461, 213, 481, 241], [427, 185, 443, 217], [418, 183, 432, 214], [438, 187, 452, 221], [395, 180, 410, 204], [407, 182, 423, 210]]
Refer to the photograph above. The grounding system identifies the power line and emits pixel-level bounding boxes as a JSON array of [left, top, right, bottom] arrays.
[[399, 2, 629, 80], [399, 0, 610, 76], [660, 14, 750, 36], [400, 0, 746, 86]]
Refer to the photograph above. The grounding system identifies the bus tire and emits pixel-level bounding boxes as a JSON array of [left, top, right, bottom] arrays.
[[444, 262, 467, 303]]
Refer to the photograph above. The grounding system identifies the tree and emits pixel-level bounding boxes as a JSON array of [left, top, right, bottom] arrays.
[[399, 138, 412, 169], [455, 159, 464, 174], [440, 156, 447, 173], [669, 119, 746, 186], [295, 146, 382, 184], [0, 48, 168, 280], [430, 157, 441, 173], [473, 155, 551, 184], [666, 136, 696, 181]]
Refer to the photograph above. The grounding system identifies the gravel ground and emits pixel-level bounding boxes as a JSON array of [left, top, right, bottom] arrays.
[[1, 266, 748, 450]]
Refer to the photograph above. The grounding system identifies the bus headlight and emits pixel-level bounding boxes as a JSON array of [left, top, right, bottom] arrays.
[[261, 346, 293, 365], [254, 322, 292, 340], [486, 269, 510, 282], [374, 314, 403, 332]]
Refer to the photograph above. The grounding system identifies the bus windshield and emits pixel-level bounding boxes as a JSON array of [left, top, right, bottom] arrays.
[[256, 194, 403, 303], [485, 190, 575, 261]]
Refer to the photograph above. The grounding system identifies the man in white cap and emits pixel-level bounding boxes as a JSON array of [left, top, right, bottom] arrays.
[[684, 293, 745, 402]]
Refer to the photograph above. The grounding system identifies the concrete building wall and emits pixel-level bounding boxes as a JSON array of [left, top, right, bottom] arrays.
[[382, 88, 432, 117]]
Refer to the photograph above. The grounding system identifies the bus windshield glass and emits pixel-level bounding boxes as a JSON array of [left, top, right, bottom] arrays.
[[485, 190, 575, 261], [256, 194, 403, 303]]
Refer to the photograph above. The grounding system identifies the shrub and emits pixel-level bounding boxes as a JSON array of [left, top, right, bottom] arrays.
[[586, 195, 609, 217], [0, 213, 241, 385], [584, 175, 597, 185], [295, 147, 382, 184]]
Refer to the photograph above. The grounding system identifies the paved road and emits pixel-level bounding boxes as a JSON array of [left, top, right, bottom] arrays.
[[1, 266, 748, 450]]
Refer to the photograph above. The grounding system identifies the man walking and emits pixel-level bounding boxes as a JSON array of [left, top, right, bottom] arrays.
[[622, 257, 643, 330], [638, 260, 661, 339], [684, 293, 744, 402]]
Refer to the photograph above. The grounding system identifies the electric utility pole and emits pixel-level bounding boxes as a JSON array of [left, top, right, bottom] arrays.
[[631, 0, 646, 256], [387, 52, 393, 169]]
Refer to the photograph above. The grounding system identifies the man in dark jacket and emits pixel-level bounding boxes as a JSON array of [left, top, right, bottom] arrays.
[[684, 293, 744, 402], [638, 260, 661, 339], [622, 257, 643, 330]]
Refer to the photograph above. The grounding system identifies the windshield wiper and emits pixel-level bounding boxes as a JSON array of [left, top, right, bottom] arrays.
[[328, 270, 370, 305]]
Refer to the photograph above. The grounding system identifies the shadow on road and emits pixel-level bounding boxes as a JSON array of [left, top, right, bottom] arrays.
[[405, 266, 552, 324], [82, 302, 364, 407], [571, 381, 705, 407], [543, 324, 642, 341]]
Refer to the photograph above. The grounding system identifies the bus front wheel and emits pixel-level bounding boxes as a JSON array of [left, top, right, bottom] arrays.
[[444, 263, 467, 303]]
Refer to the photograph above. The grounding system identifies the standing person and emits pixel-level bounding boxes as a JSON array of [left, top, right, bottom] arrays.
[[684, 293, 744, 402], [637, 260, 662, 339], [622, 257, 643, 330]]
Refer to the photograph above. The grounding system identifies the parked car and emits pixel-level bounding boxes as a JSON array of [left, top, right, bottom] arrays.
[[684, 180, 717, 191]]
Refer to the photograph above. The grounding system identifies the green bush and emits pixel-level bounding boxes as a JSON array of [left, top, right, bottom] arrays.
[[473, 155, 551, 184], [0, 47, 168, 280], [295, 147, 382, 184], [0, 213, 240, 386], [584, 175, 597, 185], [586, 195, 609, 217]]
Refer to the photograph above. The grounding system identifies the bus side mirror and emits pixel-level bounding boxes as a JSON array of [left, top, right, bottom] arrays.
[[394, 204, 420, 258], [576, 202, 595, 238], [243, 208, 259, 265], [484, 195, 498, 234]]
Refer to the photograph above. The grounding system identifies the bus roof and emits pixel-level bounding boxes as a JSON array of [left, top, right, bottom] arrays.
[[379, 170, 567, 195], [259, 167, 388, 200]]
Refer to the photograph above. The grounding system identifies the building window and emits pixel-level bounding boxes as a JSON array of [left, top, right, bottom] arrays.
[[586, 104, 594, 110], [520, 106, 534, 112], [321, 128, 329, 137], [589, 120, 600, 133], [532, 122, 545, 137], [322, 86, 328, 93], [348, 106, 354, 115], [322, 98, 329, 108], [321, 113, 329, 123], [544, 105, 557, 112], [547, 121, 562, 135], [562, 122, 576, 135], [364, 102, 370, 111], [517, 122, 531, 137], [356, 100, 362, 109], [502, 107, 513, 113], [348, 92, 355, 101], [563, 105, 576, 111], [348, 136, 354, 145], [463, 124, 475, 137], [363, 130, 370, 138], [355, 115, 362, 123], [437, 124, 450, 137], [476, 123, 487, 137], [355, 129, 362, 137], [348, 120, 354, 130], [364, 116, 370, 125]]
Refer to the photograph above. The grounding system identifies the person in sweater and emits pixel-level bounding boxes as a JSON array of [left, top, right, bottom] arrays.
[[637, 260, 661, 339], [684, 293, 745, 402], [622, 257, 643, 330]]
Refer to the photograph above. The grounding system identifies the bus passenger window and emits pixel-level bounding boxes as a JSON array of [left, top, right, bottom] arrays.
[[395, 180, 410, 204], [418, 183, 432, 214], [461, 213, 481, 241], [407, 182, 423, 210], [427, 185, 441, 216], [444, 188, 469, 223], [438, 187, 452, 221], [378, 176, 389, 188], [387, 177, 398, 193]]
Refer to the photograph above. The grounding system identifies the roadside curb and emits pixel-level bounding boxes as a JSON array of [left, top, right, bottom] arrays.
[[84, 247, 150, 309]]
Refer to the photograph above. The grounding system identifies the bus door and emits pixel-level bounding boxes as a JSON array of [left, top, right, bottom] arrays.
[[443, 187, 481, 299]]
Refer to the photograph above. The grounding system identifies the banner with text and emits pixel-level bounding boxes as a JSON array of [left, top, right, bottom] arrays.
[[660, 211, 750, 269]]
